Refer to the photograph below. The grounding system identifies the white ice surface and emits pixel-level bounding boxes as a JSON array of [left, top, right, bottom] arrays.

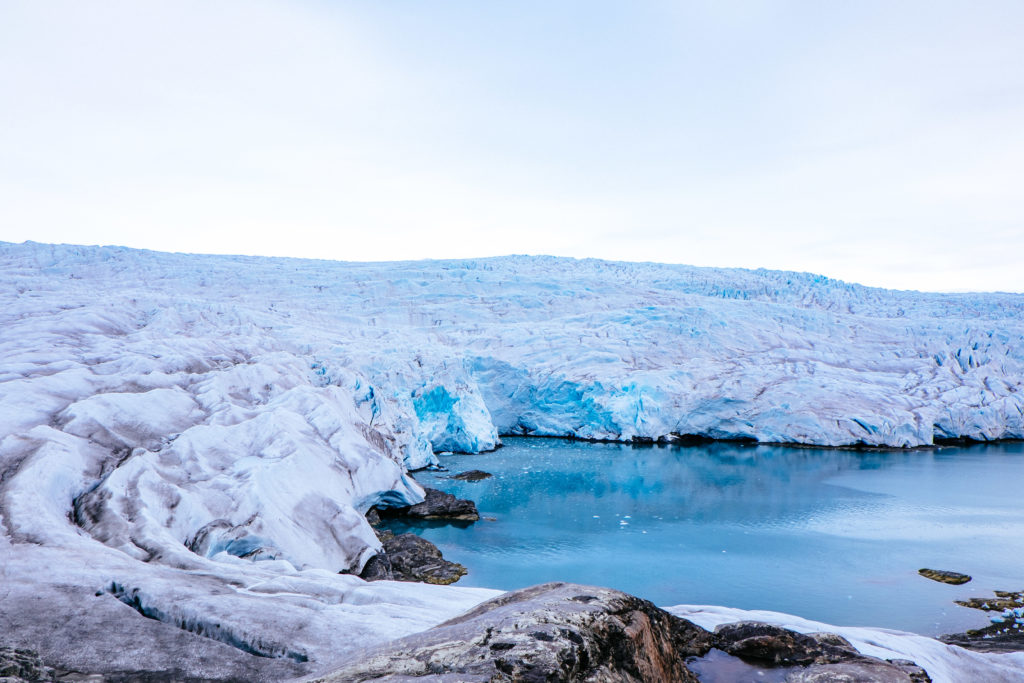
[[2, 241, 1023, 679]]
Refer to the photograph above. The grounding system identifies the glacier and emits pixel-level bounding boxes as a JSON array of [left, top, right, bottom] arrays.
[[1, 240, 1023, 681]]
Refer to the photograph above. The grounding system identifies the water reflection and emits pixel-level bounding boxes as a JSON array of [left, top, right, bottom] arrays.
[[401, 438, 1024, 635]]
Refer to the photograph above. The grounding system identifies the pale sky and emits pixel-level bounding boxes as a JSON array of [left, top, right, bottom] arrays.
[[2, 1, 1023, 292]]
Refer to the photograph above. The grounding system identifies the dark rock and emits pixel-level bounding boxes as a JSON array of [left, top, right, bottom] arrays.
[[955, 589, 1024, 612], [918, 568, 971, 585], [406, 487, 479, 520], [361, 533, 466, 585], [358, 553, 394, 581], [714, 622, 860, 666], [941, 588, 1024, 652], [712, 622, 930, 682], [0, 648, 55, 682], [323, 585, 932, 683], [450, 470, 492, 482], [940, 629, 1024, 654], [888, 658, 933, 682], [378, 487, 479, 522], [364, 507, 381, 526], [317, 582, 715, 682]]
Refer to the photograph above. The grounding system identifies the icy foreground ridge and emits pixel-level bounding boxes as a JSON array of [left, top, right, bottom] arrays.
[[1, 241, 1023, 680]]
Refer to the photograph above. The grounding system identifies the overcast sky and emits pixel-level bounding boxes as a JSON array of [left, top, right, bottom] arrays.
[[2, 1, 1022, 292]]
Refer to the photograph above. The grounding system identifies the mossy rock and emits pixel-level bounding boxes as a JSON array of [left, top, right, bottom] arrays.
[[918, 568, 971, 585]]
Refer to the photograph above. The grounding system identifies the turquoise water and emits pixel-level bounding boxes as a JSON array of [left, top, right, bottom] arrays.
[[397, 437, 1024, 636]]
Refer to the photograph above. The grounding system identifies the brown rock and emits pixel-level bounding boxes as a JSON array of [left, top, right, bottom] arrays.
[[314, 582, 715, 682], [360, 533, 466, 585], [917, 568, 971, 585], [321, 587, 933, 683]]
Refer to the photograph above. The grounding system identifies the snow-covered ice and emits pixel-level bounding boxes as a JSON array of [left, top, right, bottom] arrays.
[[1, 241, 1022, 679]]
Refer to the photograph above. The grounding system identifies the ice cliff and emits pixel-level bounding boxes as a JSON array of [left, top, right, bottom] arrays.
[[1, 241, 1022, 680]]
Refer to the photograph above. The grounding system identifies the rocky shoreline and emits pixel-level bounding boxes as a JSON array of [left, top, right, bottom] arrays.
[[348, 481, 1023, 681], [941, 589, 1024, 653], [0, 583, 940, 682], [357, 486, 479, 586], [315, 582, 932, 682]]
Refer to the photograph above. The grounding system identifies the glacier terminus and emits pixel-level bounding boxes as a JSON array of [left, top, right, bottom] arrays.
[[1, 241, 1023, 681]]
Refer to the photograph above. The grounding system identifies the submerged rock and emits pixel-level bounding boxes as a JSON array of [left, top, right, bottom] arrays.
[[360, 533, 467, 585], [783, 660, 930, 682], [450, 469, 493, 481], [378, 487, 479, 522], [918, 568, 972, 585]]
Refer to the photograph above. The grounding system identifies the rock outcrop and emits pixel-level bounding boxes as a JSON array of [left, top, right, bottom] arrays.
[[314, 583, 931, 683], [315, 582, 713, 682], [942, 589, 1024, 653], [0, 649, 55, 683], [716, 622, 864, 666], [360, 532, 467, 585], [377, 487, 479, 522]]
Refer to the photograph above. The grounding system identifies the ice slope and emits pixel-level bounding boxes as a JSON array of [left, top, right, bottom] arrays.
[[6, 242, 1024, 453], [1, 240, 1023, 679]]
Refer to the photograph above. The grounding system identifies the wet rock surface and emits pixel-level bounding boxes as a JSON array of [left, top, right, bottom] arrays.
[[450, 469, 493, 482], [917, 568, 971, 585], [377, 487, 479, 522], [360, 530, 467, 585], [783, 659, 930, 682], [941, 589, 1024, 653], [316, 584, 931, 683]]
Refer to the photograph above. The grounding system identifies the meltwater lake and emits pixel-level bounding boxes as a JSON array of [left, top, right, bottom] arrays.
[[399, 437, 1024, 636]]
